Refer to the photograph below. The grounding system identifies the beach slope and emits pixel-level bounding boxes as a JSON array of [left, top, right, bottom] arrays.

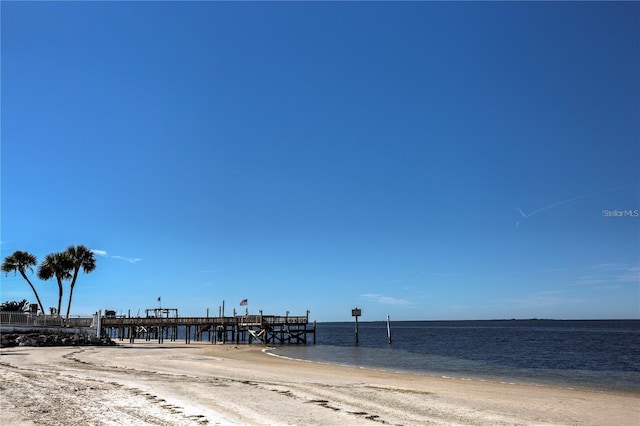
[[1, 342, 637, 425]]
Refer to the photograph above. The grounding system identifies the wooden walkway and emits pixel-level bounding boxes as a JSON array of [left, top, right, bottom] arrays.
[[101, 313, 316, 345]]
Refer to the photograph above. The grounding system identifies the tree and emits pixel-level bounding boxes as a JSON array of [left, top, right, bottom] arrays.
[[0, 299, 30, 312], [38, 252, 72, 317], [64, 245, 96, 319], [1, 251, 46, 314]]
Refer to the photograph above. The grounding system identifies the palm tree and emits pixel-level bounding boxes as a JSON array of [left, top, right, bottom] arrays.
[[38, 252, 72, 317], [1, 251, 46, 314], [64, 245, 96, 319]]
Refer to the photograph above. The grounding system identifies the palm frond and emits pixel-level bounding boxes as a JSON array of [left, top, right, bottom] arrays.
[[2, 251, 37, 275], [38, 252, 73, 280]]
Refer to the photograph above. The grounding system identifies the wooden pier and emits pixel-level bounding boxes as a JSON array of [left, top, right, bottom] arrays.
[[100, 311, 316, 345]]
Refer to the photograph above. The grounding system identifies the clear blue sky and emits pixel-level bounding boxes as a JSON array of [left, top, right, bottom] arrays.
[[1, 2, 638, 321]]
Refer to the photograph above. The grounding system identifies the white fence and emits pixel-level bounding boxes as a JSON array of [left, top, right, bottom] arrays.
[[0, 312, 94, 328]]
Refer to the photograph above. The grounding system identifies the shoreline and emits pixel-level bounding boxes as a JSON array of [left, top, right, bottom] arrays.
[[265, 344, 640, 397], [2, 341, 639, 425]]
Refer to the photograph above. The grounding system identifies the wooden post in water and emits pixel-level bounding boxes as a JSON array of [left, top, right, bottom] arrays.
[[386, 315, 392, 344], [352, 308, 361, 344], [355, 315, 359, 344]]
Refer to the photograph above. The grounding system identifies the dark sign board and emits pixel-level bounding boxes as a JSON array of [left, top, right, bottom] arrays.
[[352, 308, 361, 317]]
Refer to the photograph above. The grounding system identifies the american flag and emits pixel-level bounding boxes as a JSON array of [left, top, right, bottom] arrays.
[[239, 299, 248, 306]]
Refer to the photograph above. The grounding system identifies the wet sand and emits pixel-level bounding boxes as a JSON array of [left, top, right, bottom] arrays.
[[1, 341, 638, 425]]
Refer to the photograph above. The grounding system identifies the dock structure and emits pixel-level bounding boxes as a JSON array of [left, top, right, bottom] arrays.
[[101, 310, 316, 345]]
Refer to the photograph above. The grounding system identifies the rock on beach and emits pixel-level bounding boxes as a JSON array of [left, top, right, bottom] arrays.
[[1, 332, 115, 348]]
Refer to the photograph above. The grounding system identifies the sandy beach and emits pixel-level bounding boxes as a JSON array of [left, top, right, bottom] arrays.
[[1, 341, 638, 426]]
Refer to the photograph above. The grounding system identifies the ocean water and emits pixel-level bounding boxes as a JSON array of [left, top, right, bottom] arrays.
[[269, 320, 640, 393]]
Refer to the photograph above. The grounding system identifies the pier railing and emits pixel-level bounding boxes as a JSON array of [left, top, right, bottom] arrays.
[[100, 314, 309, 327]]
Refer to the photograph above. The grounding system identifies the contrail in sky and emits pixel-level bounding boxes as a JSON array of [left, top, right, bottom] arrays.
[[516, 184, 636, 228]]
